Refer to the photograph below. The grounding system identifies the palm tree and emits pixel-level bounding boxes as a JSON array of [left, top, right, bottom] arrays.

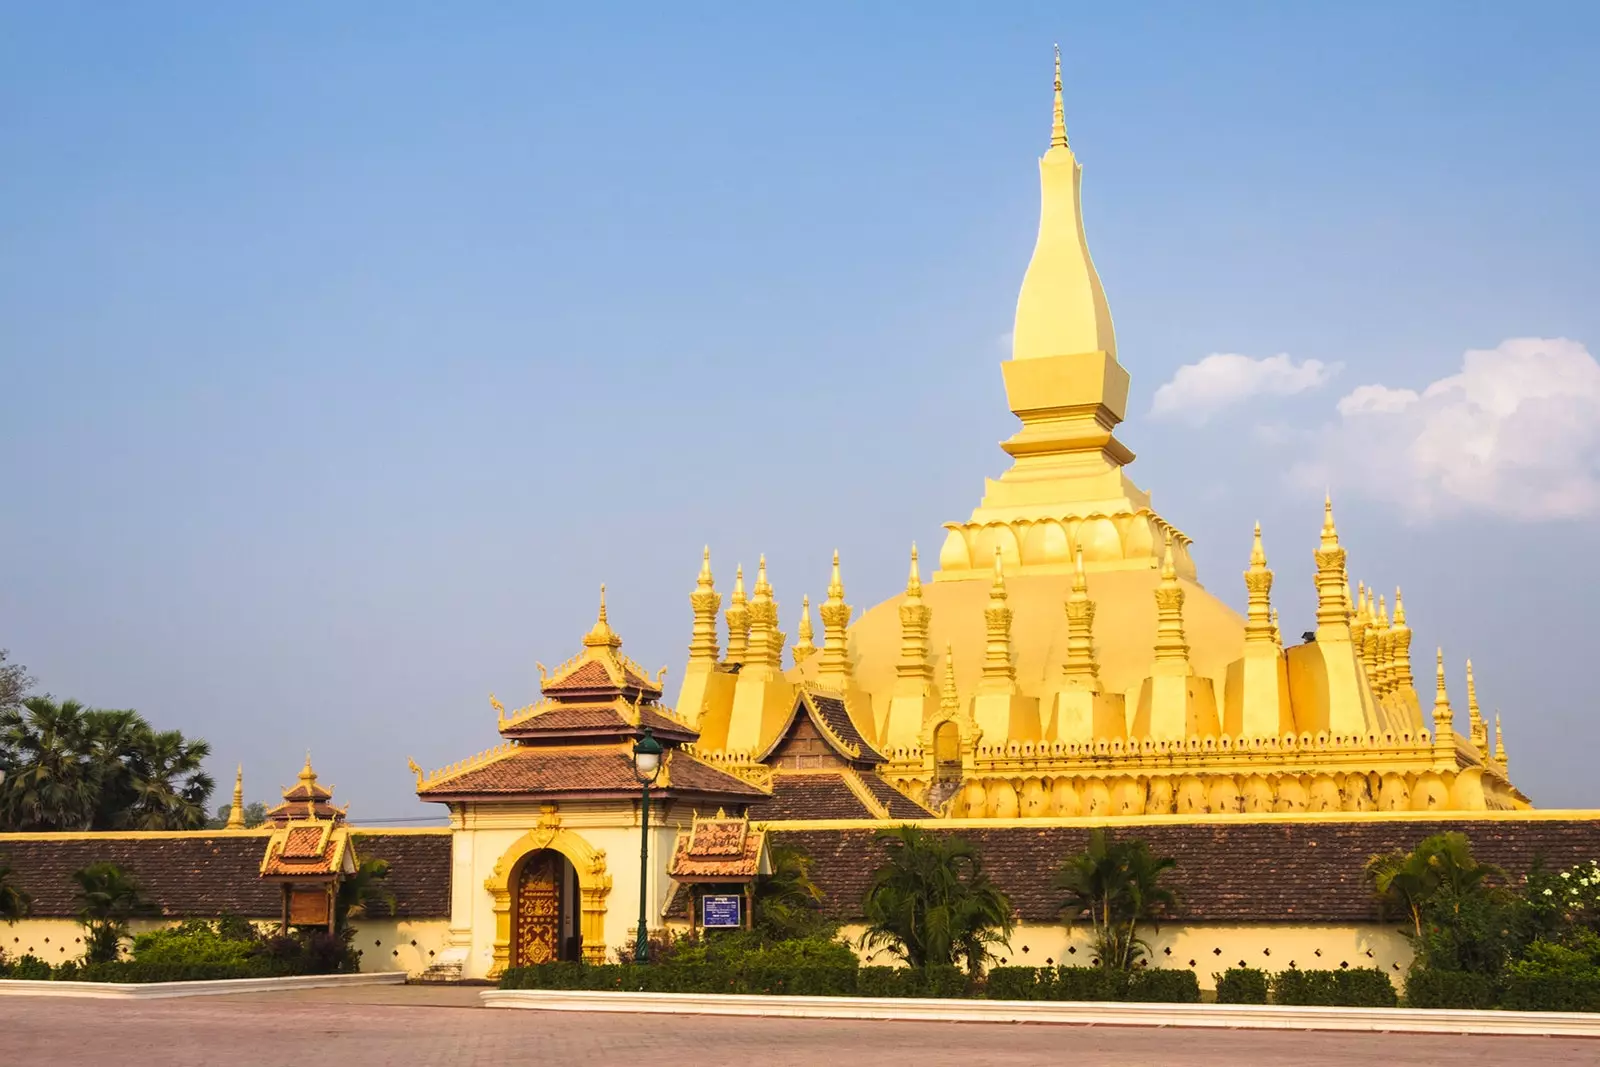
[[1366, 832, 1503, 937], [859, 825, 1014, 976], [0, 861, 32, 922], [335, 859, 396, 933], [0, 698, 100, 831], [754, 841, 828, 939], [0, 698, 214, 832], [1056, 829, 1179, 970], [74, 862, 154, 963]]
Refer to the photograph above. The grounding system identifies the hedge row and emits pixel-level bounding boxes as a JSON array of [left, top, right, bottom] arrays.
[[1405, 969, 1600, 1012], [0, 956, 307, 983], [500, 961, 1203, 1002], [1212, 967, 1397, 1007], [983, 966, 1200, 1003]]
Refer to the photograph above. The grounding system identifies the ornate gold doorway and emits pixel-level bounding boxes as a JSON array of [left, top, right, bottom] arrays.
[[514, 849, 579, 966]]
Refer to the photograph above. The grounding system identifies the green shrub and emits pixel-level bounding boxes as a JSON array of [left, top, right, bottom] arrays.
[[133, 920, 257, 967], [1499, 972, 1600, 1012], [984, 966, 1047, 1001], [1125, 968, 1201, 1003], [74, 961, 297, 983], [1271, 967, 1397, 1007], [1049, 966, 1126, 1001], [855, 965, 967, 998], [1403, 968, 1498, 1009], [734, 961, 856, 996], [1214, 967, 1269, 1004], [2, 954, 52, 980]]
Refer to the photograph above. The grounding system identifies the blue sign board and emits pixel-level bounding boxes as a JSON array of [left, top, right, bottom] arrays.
[[701, 894, 742, 929]]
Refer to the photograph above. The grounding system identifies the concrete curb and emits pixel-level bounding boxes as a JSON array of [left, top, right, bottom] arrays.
[[479, 988, 1600, 1037], [0, 970, 407, 1000]]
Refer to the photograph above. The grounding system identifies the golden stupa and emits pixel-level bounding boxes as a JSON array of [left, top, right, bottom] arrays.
[[673, 51, 1525, 820]]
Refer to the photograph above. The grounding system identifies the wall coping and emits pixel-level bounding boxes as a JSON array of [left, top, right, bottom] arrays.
[[479, 989, 1600, 1037], [0, 971, 406, 1000]]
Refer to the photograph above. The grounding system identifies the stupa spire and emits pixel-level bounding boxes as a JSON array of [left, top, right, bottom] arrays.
[[792, 595, 817, 667], [1243, 521, 1276, 646], [723, 565, 750, 667], [687, 547, 722, 665], [1051, 43, 1068, 149], [1314, 493, 1351, 639], [1431, 648, 1456, 762], [1390, 587, 1415, 696], [744, 555, 784, 669], [1153, 534, 1190, 666], [1463, 658, 1488, 759], [1494, 712, 1509, 775], [979, 548, 1017, 692], [225, 764, 246, 829], [940, 644, 960, 711], [817, 550, 854, 690], [896, 544, 934, 689], [1062, 546, 1101, 690]]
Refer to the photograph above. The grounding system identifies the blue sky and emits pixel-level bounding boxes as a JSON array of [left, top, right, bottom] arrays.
[[2, 3, 1597, 818]]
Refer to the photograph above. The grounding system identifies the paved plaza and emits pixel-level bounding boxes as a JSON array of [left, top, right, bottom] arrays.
[[1, 986, 1595, 1067]]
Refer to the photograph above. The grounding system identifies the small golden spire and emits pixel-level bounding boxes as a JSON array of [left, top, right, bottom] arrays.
[[1159, 533, 1177, 582], [724, 564, 750, 667], [1270, 607, 1281, 646], [1494, 712, 1508, 774], [583, 583, 622, 648], [688, 547, 721, 664], [991, 545, 1008, 593], [225, 764, 246, 829], [906, 543, 922, 599], [299, 751, 316, 783], [1072, 543, 1088, 594], [1393, 587, 1407, 627], [1153, 533, 1190, 665], [1063, 546, 1101, 690], [981, 548, 1016, 690], [1051, 43, 1069, 149], [1321, 490, 1338, 547], [754, 554, 772, 597], [1465, 658, 1489, 758], [897, 544, 934, 690], [1432, 647, 1454, 735], [1243, 522, 1275, 645], [818, 550, 854, 687], [1250, 520, 1266, 567], [792, 594, 817, 667], [940, 643, 960, 711]]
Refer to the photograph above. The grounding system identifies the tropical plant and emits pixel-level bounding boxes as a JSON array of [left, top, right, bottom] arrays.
[[754, 841, 830, 940], [858, 825, 1014, 976], [334, 858, 395, 933], [74, 861, 155, 963], [1055, 828, 1179, 971], [208, 800, 269, 829], [1368, 832, 1512, 976], [0, 649, 31, 712], [0, 861, 32, 922], [0, 697, 213, 832]]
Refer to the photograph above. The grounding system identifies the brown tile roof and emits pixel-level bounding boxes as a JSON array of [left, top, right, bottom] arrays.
[[0, 831, 450, 919], [773, 818, 1600, 923], [747, 774, 879, 821], [856, 774, 936, 819], [260, 822, 351, 878], [756, 689, 885, 767], [807, 692, 884, 763], [668, 820, 766, 881], [416, 744, 767, 801], [263, 799, 344, 827], [498, 702, 698, 746]]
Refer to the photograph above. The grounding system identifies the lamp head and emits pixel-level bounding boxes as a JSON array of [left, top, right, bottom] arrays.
[[633, 727, 664, 782]]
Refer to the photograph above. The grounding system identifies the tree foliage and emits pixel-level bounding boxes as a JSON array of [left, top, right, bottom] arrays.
[[1055, 828, 1179, 970], [0, 649, 32, 712], [74, 861, 156, 963], [208, 801, 269, 829], [859, 825, 1014, 975], [0, 697, 214, 831], [754, 841, 831, 940], [335, 858, 395, 933], [0, 861, 32, 922], [1367, 832, 1512, 977]]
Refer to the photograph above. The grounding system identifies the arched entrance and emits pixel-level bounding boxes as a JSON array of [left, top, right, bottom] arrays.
[[485, 806, 612, 975], [514, 849, 581, 965]]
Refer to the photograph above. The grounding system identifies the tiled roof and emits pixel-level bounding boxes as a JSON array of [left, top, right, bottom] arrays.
[[416, 744, 767, 801], [0, 831, 450, 919], [855, 774, 936, 819], [807, 692, 884, 763], [260, 822, 350, 878], [773, 818, 1600, 923], [668, 820, 766, 880], [756, 689, 886, 767], [263, 799, 344, 826], [498, 702, 698, 746], [747, 774, 879, 821]]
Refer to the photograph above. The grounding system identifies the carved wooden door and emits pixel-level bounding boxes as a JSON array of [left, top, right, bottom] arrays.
[[515, 852, 563, 966]]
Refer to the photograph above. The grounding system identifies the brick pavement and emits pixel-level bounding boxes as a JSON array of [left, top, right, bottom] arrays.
[[1, 986, 1594, 1067]]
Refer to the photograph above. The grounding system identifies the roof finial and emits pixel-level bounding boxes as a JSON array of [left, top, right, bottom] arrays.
[[583, 582, 622, 648], [697, 546, 713, 588], [1250, 520, 1266, 568], [991, 545, 1007, 591], [827, 549, 844, 601], [1494, 712, 1508, 773], [1071, 544, 1088, 595], [300, 751, 315, 781], [1051, 43, 1068, 149], [1159, 532, 1177, 582], [906, 543, 922, 599], [792, 594, 817, 667], [754, 554, 772, 597]]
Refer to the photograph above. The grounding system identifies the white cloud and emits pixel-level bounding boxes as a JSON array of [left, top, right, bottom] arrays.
[[1302, 338, 1600, 521], [1151, 353, 1338, 424]]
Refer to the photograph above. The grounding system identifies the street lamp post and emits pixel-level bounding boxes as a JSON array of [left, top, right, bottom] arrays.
[[631, 726, 664, 964]]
